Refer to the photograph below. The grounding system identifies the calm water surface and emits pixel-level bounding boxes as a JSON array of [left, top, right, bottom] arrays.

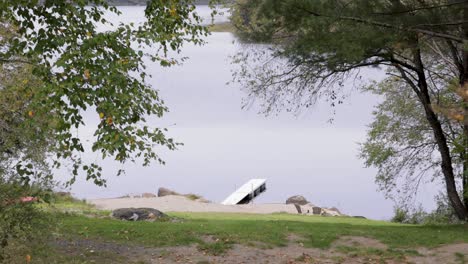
[[56, 6, 440, 220]]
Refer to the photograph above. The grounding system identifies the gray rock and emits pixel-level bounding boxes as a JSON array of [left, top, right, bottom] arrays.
[[286, 195, 309, 206], [112, 208, 167, 221], [158, 187, 179, 197], [142, 193, 157, 198], [312, 206, 322, 215], [294, 204, 302, 214], [328, 207, 342, 214]]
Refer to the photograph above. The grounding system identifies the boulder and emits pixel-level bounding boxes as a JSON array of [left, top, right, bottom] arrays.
[[142, 193, 157, 198], [321, 208, 341, 216], [328, 207, 342, 214], [312, 206, 322, 215], [294, 204, 302, 214], [286, 195, 309, 206], [112, 208, 167, 221], [158, 187, 179, 197]]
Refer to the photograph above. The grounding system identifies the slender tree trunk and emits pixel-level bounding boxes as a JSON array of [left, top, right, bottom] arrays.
[[419, 91, 468, 220], [411, 38, 468, 220], [461, 0, 468, 212], [426, 105, 468, 220]]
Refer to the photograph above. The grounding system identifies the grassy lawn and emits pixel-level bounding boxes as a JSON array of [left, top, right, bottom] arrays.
[[15, 197, 466, 263], [58, 211, 468, 250]]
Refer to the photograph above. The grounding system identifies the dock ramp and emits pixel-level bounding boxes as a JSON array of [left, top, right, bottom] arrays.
[[222, 179, 267, 205]]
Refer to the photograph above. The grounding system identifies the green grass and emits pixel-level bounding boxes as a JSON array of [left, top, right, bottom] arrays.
[[56, 211, 468, 251], [28, 196, 468, 262], [456, 252, 467, 264], [197, 240, 234, 256], [39, 194, 111, 217], [184, 193, 202, 201], [208, 22, 235, 33]]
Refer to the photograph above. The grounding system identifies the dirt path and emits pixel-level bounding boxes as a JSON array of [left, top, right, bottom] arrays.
[[52, 236, 468, 264]]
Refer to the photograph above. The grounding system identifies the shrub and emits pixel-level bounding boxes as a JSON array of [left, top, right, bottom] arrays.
[[391, 205, 427, 224], [391, 193, 465, 225], [0, 179, 54, 263]]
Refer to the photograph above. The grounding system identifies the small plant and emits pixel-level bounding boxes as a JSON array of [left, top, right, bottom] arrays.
[[197, 240, 234, 256], [185, 194, 202, 201], [455, 252, 466, 264], [391, 205, 427, 224], [294, 253, 313, 262], [391, 207, 409, 223]]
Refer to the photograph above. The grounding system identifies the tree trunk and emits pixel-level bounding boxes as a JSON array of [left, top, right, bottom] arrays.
[[461, 0, 468, 212], [423, 102, 468, 220], [411, 38, 468, 220]]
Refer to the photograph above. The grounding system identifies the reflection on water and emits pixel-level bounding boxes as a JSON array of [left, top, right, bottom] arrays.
[[57, 6, 439, 220]]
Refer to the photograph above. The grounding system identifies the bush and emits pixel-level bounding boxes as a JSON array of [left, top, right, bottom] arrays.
[[0, 179, 54, 263], [391, 207, 409, 223], [391, 205, 427, 224], [391, 193, 465, 225], [423, 193, 462, 224]]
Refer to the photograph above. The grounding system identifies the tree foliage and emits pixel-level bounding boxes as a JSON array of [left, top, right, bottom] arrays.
[[360, 76, 463, 199], [0, 0, 213, 185], [231, 0, 468, 220], [0, 62, 55, 183]]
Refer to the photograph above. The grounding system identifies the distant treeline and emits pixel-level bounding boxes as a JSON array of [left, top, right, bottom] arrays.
[[108, 0, 214, 5]]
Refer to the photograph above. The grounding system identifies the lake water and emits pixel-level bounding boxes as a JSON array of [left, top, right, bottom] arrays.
[[57, 6, 440, 220]]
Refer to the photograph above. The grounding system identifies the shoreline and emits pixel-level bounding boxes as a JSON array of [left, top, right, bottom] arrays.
[[90, 195, 344, 216]]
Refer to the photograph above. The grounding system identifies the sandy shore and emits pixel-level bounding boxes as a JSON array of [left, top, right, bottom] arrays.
[[90, 195, 300, 214]]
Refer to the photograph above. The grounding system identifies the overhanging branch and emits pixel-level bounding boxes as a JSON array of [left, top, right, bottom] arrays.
[[296, 6, 464, 43]]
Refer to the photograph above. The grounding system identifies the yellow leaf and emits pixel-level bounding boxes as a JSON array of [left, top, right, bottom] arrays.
[[169, 6, 177, 16], [99, 112, 104, 119], [84, 69, 90, 80], [28, 111, 34, 117], [107, 116, 113, 125]]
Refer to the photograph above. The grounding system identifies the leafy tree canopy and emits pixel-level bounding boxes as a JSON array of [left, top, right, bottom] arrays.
[[0, 0, 214, 186], [230, 0, 468, 220]]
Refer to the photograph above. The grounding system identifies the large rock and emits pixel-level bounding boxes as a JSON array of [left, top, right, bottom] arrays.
[[142, 193, 157, 198], [112, 208, 167, 221], [286, 195, 309, 206], [293, 204, 302, 214], [312, 206, 322, 215], [328, 207, 342, 214], [158, 187, 179, 197]]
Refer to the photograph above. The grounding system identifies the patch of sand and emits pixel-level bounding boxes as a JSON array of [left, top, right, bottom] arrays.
[[90, 195, 299, 214]]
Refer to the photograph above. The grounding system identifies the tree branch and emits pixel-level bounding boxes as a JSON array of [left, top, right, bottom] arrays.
[[296, 6, 464, 43], [372, 1, 467, 15], [0, 58, 34, 65]]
